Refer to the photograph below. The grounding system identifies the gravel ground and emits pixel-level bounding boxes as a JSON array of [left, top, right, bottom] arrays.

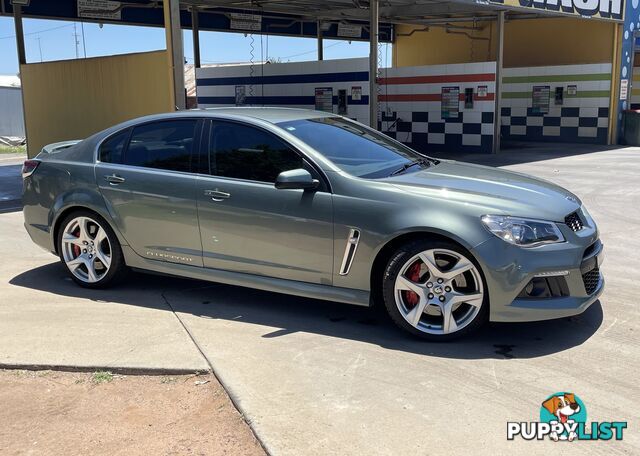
[[0, 370, 266, 456]]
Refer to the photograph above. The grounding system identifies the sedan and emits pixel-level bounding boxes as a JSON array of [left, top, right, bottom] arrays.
[[22, 108, 604, 340]]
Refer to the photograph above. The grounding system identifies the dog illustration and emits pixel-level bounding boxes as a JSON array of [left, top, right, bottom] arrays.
[[542, 393, 581, 441]]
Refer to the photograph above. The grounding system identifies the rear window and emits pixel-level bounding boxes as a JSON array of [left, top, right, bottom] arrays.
[[124, 120, 197, 172], [99, 130, 129, 163]]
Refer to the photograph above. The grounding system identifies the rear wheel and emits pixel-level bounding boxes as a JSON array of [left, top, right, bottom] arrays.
[[382, 240, 488, 341], [57, 210, 126, 288]]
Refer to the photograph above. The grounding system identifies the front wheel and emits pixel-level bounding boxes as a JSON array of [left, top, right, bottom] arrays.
[[382, 240, 488, 341], [57, 210, 126, 288]]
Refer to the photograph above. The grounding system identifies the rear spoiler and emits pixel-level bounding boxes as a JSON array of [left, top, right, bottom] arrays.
[[39, 140, 83, 155]]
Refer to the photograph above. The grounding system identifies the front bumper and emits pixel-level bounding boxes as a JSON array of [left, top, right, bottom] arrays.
[[472, 221, 604, 323]]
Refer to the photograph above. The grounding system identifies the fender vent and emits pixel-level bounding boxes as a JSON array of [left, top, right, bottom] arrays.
[[339, 229, 360, 276], [565, 211, 584, 232]]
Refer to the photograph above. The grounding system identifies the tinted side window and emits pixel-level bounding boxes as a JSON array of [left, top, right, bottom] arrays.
[[99, 129, 129, 163], [124, 120, 197, 172], [210, 121, 303, 183]]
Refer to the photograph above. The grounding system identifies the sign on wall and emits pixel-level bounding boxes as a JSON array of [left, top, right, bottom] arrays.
[[337, 23, 363, 38], [351, 86, 362, 101], [620, 79, 629, 100], [229, 13, 262, 31], [441, 87, 460, 119], [77, 0, 122, 20], [532, 86, 551, 114], [235, 85, 246, 106], [315, 87, 333, 112], [487, 0, 623, 21]]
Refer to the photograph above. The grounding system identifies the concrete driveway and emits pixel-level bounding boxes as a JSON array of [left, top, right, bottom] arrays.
[[1, 146, 638, 455]]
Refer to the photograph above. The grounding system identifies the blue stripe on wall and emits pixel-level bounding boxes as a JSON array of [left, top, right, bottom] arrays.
[[197, 71, 369, 86], [197, 95, 370, 106]]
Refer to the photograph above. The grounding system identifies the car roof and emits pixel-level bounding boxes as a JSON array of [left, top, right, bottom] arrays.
[[200, 107, 335, 123], [92, 107, 337, 147]]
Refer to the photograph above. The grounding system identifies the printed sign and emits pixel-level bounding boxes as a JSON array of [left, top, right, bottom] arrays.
[[315, 87, 333, 112], [567, 85, 578, 96], [620, 79, 629, 100], [441, 86, 460, 119], [229, 13, 262, 32], [337, 23, 363, 38], [235, 85, 246, 106], [351, 86, 362, 101], [486, 0, 623, 21], [532, 86, 551, 114], [477, 85, 488, 98], [77, 0, 122, 20]]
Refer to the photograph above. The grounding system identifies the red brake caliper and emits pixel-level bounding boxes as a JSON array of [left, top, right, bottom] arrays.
[[72, 228, 81, 257], [403, 262, 422, 307]]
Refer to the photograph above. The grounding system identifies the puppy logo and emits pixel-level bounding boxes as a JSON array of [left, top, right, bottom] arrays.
[[508, 392, 626, 441], [540, 392, 586, 442]]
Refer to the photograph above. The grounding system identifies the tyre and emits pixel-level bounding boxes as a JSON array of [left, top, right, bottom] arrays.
[[57, 210, 127, 288], [382, 239, 488, 341]]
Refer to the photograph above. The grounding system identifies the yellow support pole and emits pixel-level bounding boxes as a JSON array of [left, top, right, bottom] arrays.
[[163, 0, 185, 110]]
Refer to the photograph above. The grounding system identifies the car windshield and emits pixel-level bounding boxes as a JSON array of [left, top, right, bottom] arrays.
[[277, 117, 432, 178]]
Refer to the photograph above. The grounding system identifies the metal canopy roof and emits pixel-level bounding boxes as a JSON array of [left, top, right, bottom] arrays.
[[1, 0, 623, 46], [182, 0, 510, 25], [179, 0, 623, 24]]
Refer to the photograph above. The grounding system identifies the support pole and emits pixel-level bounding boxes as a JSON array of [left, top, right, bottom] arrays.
[[13, 4, 26, 65], [192, 8, 201, 68], [317, 20, 323, 61], [493, 11, 505, 154], [13, 3, 30, 156], [608, 24, 623, 145], [164, 0, 186, 110], [369, 0, 379, 129]]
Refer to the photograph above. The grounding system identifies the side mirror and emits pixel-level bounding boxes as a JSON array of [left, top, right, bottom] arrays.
[[274, 168, 319, 190]]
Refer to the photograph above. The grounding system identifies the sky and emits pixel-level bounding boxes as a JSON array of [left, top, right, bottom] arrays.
[[0, 17, 392, 76]]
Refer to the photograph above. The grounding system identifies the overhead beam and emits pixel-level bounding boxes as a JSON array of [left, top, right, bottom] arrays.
[[369, 0, 378, 129]]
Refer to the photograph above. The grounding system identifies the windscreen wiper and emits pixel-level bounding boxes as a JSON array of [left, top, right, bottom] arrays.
[[389, 158, 431, 177]]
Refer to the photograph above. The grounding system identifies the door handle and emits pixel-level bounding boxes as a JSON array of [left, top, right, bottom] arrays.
[[105, 174, 125, 184], [204, 189, 231, 201]]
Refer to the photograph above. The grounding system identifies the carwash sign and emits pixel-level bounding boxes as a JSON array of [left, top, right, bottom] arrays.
[[487, 0, 624, 21]]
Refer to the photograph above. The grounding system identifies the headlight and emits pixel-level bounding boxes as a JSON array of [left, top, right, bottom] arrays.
[[481, 215, 565, 247]]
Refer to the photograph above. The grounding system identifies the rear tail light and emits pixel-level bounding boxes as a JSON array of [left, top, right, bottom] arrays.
[[21, 160, 40, 179]]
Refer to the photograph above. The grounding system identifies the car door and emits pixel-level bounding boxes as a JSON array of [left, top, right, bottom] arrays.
[[196, 119, 334, 284], [95, 118, 204, 266]]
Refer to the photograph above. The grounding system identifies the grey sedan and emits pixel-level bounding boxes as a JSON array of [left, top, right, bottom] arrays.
[[21, 108, 604, 340]]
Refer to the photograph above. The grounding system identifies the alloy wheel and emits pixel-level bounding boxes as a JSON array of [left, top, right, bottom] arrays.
[[61, 216, 112, 283], [394, 248, 484, 335]]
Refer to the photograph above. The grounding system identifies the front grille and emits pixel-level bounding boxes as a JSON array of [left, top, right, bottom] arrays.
[[565, 211, 584, 232], [582, 266, 600, 295]]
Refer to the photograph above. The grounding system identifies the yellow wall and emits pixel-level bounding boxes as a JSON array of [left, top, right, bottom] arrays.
[[20, 50, 174, 158], [395, 23, 495, 67], [395, 18, 615, 68]]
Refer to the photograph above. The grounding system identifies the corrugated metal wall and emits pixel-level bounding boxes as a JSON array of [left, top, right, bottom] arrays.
[[0, 87, 25, 137], [20, 50, 174, 158]]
